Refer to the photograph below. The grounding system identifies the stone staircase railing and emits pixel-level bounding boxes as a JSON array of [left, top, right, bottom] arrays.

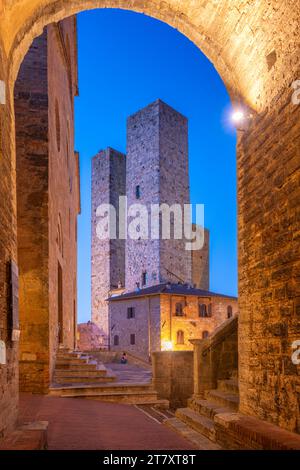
[[190, 315, 238, 398]]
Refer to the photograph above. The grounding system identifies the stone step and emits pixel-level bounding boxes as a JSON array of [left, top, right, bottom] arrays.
[[217, 378, 239, 394], [49, 382, 155, 395], [54, 366, 107, 377], [205, 389, 239, 412], [49, 385, 160, 404], [165, 418, 222, 450], [176, 407, 216, 441], [56, 351, 83, 358], [55, 362, 99, 371], [188, 397, 230, 419], [53, 375, 116, 384], [55, 359, 93, 368], [56, 355, 87, 362], [82, 391, 161, 404]]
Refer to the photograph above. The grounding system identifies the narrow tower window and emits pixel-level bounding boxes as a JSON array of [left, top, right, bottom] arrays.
[[142, 271, 147, 286], [227, 305, 233, 319], [135, 185, 141, 199], [176, 330, 184, 345], [202, 330, 209, 339], [130, 334, 136, 345]]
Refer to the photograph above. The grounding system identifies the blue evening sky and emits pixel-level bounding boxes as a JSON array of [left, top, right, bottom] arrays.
[[75, 9, 237, 323]]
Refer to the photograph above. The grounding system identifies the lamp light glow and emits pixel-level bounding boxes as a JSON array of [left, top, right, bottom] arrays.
[[231, 110, 245, 123], [162, 340, 173, 351]]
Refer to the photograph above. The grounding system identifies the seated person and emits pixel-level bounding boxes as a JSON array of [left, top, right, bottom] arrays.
[[120, 352, 127, 364]]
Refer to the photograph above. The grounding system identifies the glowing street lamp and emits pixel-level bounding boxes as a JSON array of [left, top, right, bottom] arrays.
[[231, 110, 245, 123], [162, 340, 173, 351], [230, 106, 254, 131]]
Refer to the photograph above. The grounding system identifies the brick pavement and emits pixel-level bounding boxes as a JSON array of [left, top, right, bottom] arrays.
[[18, 394, 196, 450]]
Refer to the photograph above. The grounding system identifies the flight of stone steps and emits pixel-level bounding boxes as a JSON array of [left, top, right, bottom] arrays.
[[52, 350, 116, 385], [50, 349, 168, 407], [166, 373, 239, 450]]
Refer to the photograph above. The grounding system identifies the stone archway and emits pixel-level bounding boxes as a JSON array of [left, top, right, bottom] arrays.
[[0, 0, 299, 437]]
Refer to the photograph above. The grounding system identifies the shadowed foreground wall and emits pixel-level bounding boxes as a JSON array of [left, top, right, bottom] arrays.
[[238, 84, 300, 433], [15, 31, 50, 392]]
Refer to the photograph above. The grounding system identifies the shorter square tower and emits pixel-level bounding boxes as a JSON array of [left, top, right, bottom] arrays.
[[91, 148, 126, 346], [192, 227, 210, 290]]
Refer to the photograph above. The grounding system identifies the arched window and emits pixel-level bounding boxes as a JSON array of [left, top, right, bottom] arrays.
[[175, 302, 183, 316], [176, 330, 184, 345], [199, 303, 207, 317], [202, 330, 209, 339], [113, 335, 119, 346], [227, 305, 233, 319]]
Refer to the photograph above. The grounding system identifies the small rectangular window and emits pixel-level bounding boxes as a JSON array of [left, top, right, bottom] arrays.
[[175, 302, 183, 316], [114, 335, 119, 346], [127, 307, 135, 319], [135, 185, 141, 199], [130, 334, 135, 345], [208, 303, 212, 317]]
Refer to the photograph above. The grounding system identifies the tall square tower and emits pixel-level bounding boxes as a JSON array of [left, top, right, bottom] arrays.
[[125, 100, 192, 291], [91, 148, 126, 346]]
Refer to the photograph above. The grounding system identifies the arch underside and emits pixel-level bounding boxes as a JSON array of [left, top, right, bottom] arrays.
[[2, 0, 299, 112]]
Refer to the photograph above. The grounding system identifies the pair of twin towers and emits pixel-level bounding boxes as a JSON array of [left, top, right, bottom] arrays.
[[91, 99, 206, 345]]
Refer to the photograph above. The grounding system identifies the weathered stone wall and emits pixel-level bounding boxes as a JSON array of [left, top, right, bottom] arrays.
[[91, 148, 126, 346], [77, 322, 102, 351], [238, 83, 300, 433], [109, 295, 161, 361], [192, 227, 209, 290], [0, 19, 18, 438], [14, 31, 50, 393], [47, 18, 79, 378], [160, 293, 238, 351], [152, 351, 194, 409], [12, 18, 79, 393], [126, 99, 191, 291]]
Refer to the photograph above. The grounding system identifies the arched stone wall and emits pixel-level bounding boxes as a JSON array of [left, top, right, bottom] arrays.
[[0, 0, 299, 437]]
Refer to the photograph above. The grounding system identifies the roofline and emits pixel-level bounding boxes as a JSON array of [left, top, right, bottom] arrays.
[[107, 290, 238, 302]]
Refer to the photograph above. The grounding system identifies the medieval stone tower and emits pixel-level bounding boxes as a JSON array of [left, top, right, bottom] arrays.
[[91, 100, 208, 346], [125, 99, 192, 291], [91, 148, 126, 346]]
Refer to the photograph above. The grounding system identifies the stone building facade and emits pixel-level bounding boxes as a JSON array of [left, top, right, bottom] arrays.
[[109, 283, 237, 361], [14, 17, 80, 394], [91, 148, 126, 346]]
